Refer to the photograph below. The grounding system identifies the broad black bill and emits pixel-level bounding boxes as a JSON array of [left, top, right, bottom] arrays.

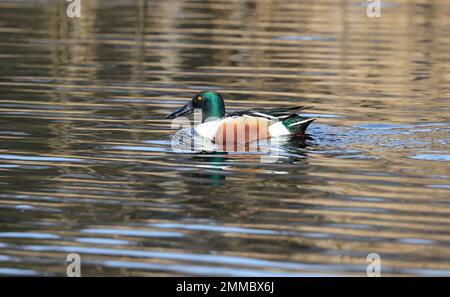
[[166, 101, 194, 119]]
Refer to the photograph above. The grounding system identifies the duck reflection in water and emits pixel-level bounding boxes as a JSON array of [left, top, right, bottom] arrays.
[[171, 129, 312, 186]]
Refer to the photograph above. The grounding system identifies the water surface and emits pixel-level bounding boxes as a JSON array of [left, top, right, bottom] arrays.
[[0, 0, 449, 276]]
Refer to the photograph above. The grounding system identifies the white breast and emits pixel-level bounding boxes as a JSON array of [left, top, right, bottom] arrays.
[[195, 119, 224, 141]]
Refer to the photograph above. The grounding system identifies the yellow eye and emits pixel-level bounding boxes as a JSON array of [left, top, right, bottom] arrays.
[[197, 96, 202, 101]]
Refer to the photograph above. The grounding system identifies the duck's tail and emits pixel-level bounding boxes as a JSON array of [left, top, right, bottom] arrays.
[[281, 114, 317, 135]]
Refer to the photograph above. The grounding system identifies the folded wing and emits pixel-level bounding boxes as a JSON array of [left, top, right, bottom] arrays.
[[227, 106, 311, 119]]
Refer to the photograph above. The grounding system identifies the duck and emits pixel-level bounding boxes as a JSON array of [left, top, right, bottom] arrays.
[[166, 91, 316, 145]]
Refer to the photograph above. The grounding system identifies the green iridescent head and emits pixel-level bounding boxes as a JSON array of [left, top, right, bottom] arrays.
[[166, 91, 225, 122]]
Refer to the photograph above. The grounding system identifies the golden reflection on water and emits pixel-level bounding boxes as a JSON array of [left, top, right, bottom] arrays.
[[0, 0, 449, 276]]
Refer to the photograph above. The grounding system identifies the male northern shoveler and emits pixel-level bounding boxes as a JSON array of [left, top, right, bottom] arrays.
[[166, 91, 316, 144]]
